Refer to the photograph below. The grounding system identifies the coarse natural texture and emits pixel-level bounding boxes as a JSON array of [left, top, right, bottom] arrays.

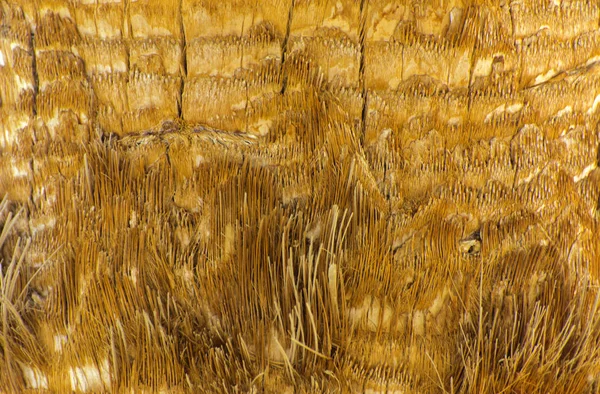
[[1, 0, 600, 393]]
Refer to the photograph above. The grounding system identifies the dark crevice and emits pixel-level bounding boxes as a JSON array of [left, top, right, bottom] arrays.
[[29, 8, 40, 208], [465, 9, 479, 134], [178, 0, 187, 120], [30, 27, 38, 117], [123, 0, 132, 68], [279, 0, 295, 95], [360, 90, 368, 146], [164, 141, 173, 168], [358, 0, 368, 145], [123, 0, 132, 113]]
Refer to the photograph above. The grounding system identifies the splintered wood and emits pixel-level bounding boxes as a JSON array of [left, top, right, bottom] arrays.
[[1, 0, 600, 393]]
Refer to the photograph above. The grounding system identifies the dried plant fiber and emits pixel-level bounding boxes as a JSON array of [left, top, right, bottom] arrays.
[[1, 0, 600, 393]]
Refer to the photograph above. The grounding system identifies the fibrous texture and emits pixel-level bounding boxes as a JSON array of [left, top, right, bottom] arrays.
[[1, 0, 600, 392]]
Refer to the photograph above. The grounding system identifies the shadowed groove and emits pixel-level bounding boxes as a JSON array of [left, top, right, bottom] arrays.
[[279, 0, 295, 95]]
